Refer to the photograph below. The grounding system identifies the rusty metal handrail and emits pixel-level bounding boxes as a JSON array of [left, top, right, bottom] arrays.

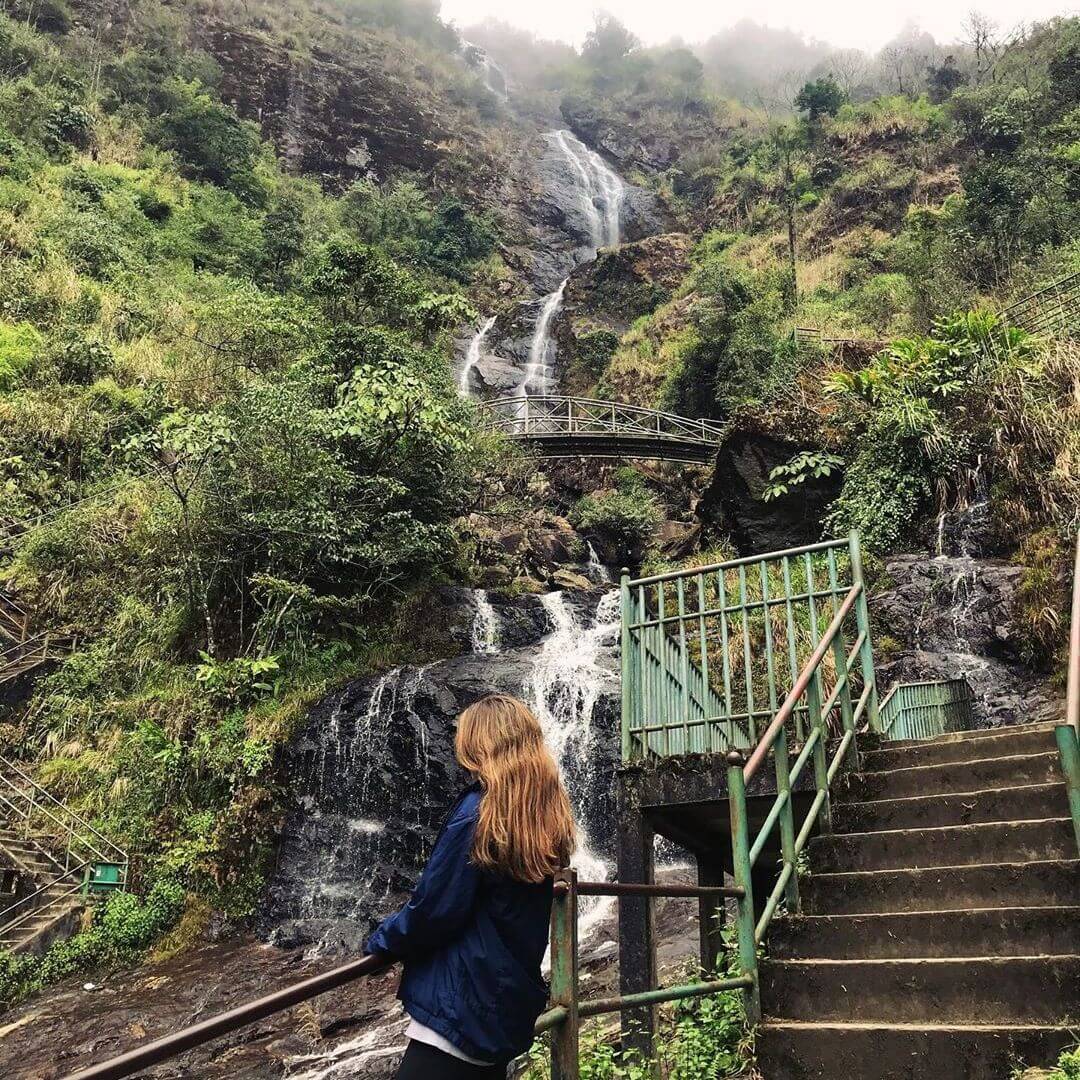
[[1056, 534, 1080, 857], [742, 582, 861, 782]]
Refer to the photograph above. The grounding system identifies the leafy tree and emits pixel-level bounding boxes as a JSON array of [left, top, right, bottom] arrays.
[[926, 55, 966, 103], [582, 13, 639, 71], [151, 79, 264, 202], [794, 75, 845, 121]]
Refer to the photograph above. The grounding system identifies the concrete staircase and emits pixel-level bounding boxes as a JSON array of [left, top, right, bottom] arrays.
[[756, 721, 1080, 1079], [0, 755, 127, 955], [0, 825, 85, 955]]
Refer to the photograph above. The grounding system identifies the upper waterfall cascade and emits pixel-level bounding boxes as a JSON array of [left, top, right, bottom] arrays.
[[549, 128, 625, 253], [459, 128, 628, 399]]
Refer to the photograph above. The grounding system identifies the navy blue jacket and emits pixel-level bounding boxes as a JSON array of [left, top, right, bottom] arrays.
[[365, 785, 553, 1062]]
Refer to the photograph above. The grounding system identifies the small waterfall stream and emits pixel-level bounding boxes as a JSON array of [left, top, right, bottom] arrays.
[[518, 278, 568, 398], [458, 315, 496, 397], [469, 588, 500, 655]]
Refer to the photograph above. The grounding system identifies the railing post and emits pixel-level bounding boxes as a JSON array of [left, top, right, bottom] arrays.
[[550, 867, 580, 1080], [771, 726, 801, 914], [808, 670, 832, 834], [727, 750, 760, 1025], [1054, 725, 1080, 857], [848, 531, 880, 733]]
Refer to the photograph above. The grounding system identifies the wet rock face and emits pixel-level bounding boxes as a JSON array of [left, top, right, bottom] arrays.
[[260, 588, 621, 953], [872, 555, 1061, 727], [195, 26, 453, 186], [562, 233, 693, 335], [699, 431, 842, 555]]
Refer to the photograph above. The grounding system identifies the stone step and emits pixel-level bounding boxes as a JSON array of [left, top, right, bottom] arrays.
[[803, 859, 1080, 915], [881, 721, 1058, 750], [755, 1021, 1074, 1080], [810, 818, 1076, 872], [760, 955, 1080, 1024], [845, 752, 1061, 801], [831, 782, 1068, 831], [767, 906, 1080, 960], [862, 726, 1057, 771]]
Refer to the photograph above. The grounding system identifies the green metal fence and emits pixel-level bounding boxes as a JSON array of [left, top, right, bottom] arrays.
[[878, 678, 976, 742], [620, 534, 879, 761]]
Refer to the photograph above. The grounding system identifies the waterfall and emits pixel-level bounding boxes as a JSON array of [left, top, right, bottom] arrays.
[[549, 128, 625, 253], [265, 664, 439, 954], [470, 589, 500, 655], [525, 590, 621, 938], [518, 278, 568, 398], [585, 541, 611, 584], [458, 315, 496, 397]]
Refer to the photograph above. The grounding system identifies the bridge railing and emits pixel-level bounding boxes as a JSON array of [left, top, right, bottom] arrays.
[[479, 395, 726, 446], [61, 877, 749, 1080], [621, 534, 879, 762]]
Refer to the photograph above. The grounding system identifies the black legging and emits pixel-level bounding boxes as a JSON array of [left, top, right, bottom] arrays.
[[396, 1039, 507, 1079]]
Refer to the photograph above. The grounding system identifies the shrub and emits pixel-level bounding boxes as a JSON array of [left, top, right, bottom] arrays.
[[0, 320, 40, 389], [570, 468, 664, 567], [151, 79, 264, 202], [0, 878, 185, 1008]]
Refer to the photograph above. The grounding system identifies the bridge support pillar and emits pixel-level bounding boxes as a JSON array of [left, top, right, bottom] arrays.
[[696, 852, 726, 975]]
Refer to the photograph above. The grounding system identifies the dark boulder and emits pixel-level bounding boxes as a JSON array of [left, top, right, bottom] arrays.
[[699, 431, 841, 555]]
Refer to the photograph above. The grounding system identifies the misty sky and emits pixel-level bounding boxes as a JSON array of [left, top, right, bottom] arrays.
[[439, 0, 1077, 52]]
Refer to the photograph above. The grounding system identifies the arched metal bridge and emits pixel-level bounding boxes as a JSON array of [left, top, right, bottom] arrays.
[[478, 395, 725, 463]]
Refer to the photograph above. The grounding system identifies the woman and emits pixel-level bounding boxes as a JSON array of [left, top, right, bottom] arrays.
[[365, 694, 576, 1079]]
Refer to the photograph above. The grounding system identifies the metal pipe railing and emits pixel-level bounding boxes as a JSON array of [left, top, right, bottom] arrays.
[[1066, 533, 1080, 738], [60, 877, 745, 1080], [1056, 532, 1080, 855]]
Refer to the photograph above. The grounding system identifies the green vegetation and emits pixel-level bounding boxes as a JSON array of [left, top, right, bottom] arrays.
[[587, 15, 1080, 572], [569, 468, 664, 567], [0, 879, 184, 1007], [1048, 1047, 1080, 1079], [524, 965, 750, 1079], [0, 0, 504, 935]]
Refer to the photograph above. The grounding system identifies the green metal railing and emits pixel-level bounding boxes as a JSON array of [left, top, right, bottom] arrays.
[[725, 576, 876, 1021], [0, 754, 128, 947], [621, 534, 879, 762], [878, 678, 976, 742], [1056, 533, 1080, 856], [621, 533, 880, 1022]]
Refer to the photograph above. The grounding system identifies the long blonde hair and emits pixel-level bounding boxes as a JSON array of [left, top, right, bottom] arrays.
[[455, 694, 575, 883]]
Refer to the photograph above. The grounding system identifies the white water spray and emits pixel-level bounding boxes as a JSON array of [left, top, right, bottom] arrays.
[[585, 541, 611, 584], [470, 589, 500, 655], [525, 591, 621, 940], [518, 278, 568, 398], [458, 314, 496, 398], [549, 129, 625, 253]]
